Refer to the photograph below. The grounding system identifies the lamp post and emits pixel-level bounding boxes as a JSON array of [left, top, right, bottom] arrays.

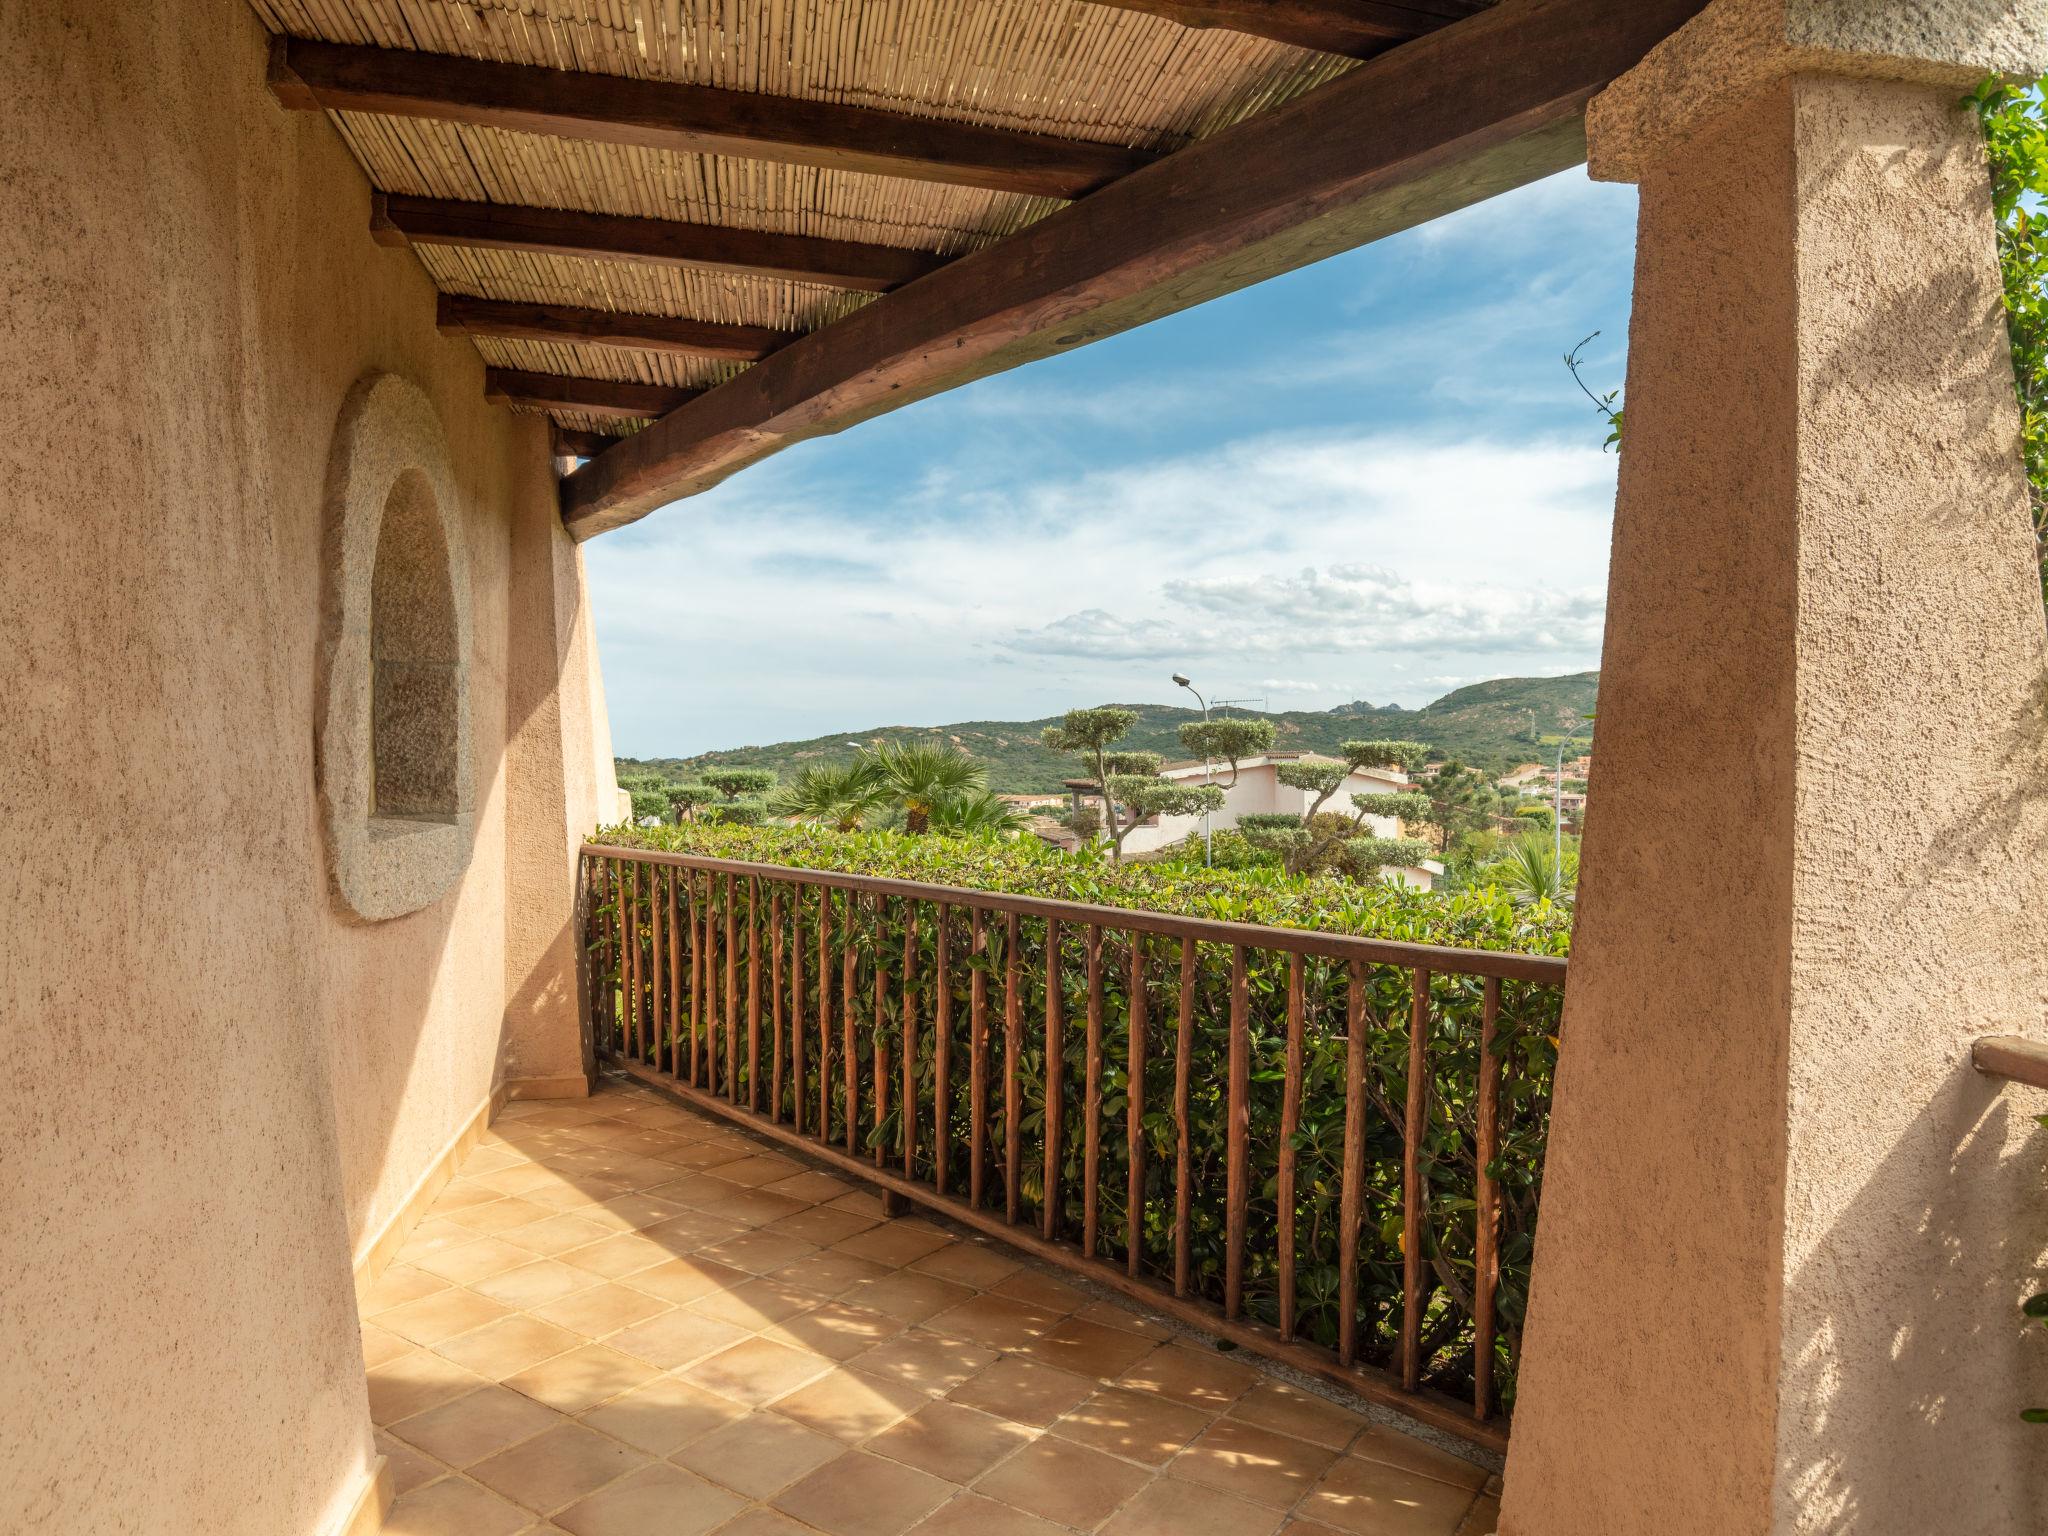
[[1172, 673, 1213, 866]]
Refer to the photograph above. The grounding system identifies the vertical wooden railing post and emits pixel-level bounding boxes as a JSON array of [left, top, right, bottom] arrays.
[[666, 869, 682, 1076], [902, 906, 919, 1179], [690, 873, 704, 1086], [934, 905, 952, 1195], [1338, 961, 1366, 1366], [1004, 911, 1022, 1224], [873, 895, 889, 1169], [771, 888, 786, 1120], [1173, 936, 1195, 1298], [842, 897, 858, 1154], [1278, 951, 1304, 1340], [817, 885, 832, 1143], [1042, 918, 1064, 1242], [645, 862, 661, 1068], [1126, 934, 1147, 1278], [1401, 967, 1430, 1392], [621, 861, 638, 1062], [791, 887, 807, 1134], [725, 873, 739, 1102], [1224, 944, 1248, 1320], [747, 878, 761, 1109], [969, 909, 989, 1209], [1082, 925, 1103, 1259], [1474, 974, 1502, 1419]]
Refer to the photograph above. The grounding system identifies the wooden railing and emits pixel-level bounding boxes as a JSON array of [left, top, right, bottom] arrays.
[[579, 843, 1567, 1451]]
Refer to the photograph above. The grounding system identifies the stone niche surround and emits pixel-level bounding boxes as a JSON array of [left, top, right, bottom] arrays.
[[315, 371, 476, 921]]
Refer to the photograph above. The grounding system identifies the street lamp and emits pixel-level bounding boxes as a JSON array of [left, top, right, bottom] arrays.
[[1173, 674, 1213, 866]]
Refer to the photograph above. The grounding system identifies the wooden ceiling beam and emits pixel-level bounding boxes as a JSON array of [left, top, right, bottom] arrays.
[[484, 369, 701, 420], [437, 295, 794, 362], [269, 37, 1155, 200], [561, 0, 1711, 539], [1085, 0, 1493, 57], [553, 427, 629, 460], [373, 193, 943, 293]]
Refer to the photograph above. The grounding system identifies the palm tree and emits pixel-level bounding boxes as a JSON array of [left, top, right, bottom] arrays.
[[1485, 830, 1578, 906], [927, 789, 1029, 839], [860, 741, 986, 835], [767, 762, 882, 832]]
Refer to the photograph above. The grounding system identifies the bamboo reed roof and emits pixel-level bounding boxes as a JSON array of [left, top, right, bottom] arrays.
[[247, 0, 1384, 438]]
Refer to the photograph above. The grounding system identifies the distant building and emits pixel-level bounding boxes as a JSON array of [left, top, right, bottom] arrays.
[[1497, 763, 1547, 791]]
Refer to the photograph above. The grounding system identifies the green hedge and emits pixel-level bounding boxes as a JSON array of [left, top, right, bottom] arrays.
[[587, 822, 1570, 1415]]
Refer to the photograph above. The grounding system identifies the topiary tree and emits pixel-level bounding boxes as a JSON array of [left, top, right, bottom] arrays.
[[704, 800, 769, 827], [627, 786, 671, 823], [1240, 741, 1433, 876], [667, 783, 717, 823], [1041, 707, 1221, 862], [1345, 835, 1437, 883], [1176, 717, 1277, 786], [701, 767, 778, 802]]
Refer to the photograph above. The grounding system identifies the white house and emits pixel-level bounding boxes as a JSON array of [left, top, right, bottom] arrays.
[[1070, 751, 1443, 888]]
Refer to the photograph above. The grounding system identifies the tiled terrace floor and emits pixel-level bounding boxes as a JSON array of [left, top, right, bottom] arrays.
[[364, 1075, 1502, 1536]]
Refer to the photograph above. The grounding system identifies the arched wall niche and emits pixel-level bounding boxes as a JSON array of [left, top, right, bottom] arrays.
[[316, 371, 475, 921]]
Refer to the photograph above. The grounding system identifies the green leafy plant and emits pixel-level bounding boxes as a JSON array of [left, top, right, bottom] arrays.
[[1043, 707, 1224, 861], [1565, 331, 1624, 451], [590, 819, 1569, 1415], [859, 741, 987, 835], [1177, 717, 1278, 785]]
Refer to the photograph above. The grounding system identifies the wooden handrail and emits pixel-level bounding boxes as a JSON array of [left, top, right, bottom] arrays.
[[578, 844, 1567, 1452], [1973, 1035, 2048, 1091], [583, 842, 1567, 984]]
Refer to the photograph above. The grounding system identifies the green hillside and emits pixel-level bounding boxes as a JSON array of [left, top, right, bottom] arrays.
[[620, 673, 1597, 795]]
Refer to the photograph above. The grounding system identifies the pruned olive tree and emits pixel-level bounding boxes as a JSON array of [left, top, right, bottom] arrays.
[[699, 766, 777, 826], [667, 783, 717, 823], [1176, 716, 1277, 785], [1237, 739, 1432, 877], [1042, 707, 1222, 863]]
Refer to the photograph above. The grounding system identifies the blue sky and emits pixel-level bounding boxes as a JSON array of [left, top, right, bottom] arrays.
[[587, 170, 1639, 759]]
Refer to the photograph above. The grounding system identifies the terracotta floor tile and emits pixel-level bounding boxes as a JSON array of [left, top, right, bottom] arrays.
[[1347, 1429, 1490, 1491], [1019, 1316, 1160, 1382], [763, 1300, 904, 1361], [391, 1384, 565, 1466], [431, 1178, 512, 1214], [836, 1271, 974, 1326], [577, 1376, 749, 1457], [1074, 1300, 1173, 1341], [1098, 1477, 1283, 1536], [384, 1473, 533, 1536], [768, 1250, 894, 1297], [763, 1170, 859, 1205], [974, 1433, 1151, 1529], [990, 1270, 1090, 1316], [768, 1365, 931, 1442], [1296, 1456, 1477, 1536], [396, 1219, 489, 1263], [692, 1187, 809, 1227], [622, 1256, 749, 1305], [471, 1422, 648, 1514], [504, 1214, 622, 1258], [907, 1491, 1070, 1536], [685, 1338, 836, 1407], [1047, 1386, 1215, 1467], [948, 1356, 1095, 1428], [450, 1196, 559, 1236], [560, 1233, 677, 1279], [865, 1400, 1036, 1484], [504, 1344, 662, 1415], [606, 1309, 752, 1371], [1170, 1417, 1342, 1510], [688, 1276, 828, 1330], [416, 1236, 545, 1286], [379, 1288, 515, 1347], [376, 1430, 444, 1494], [641, 1210, 752, 1251], [711, 1153, 807, 1188], [673, 1411, 846, 1498], [525, 1180, 621, 1212], [845, 1330, 997, 1397], [362, 1265, 453, 1315], [766, 1206, 878, 1247], [923, 1296, 1060, 1353], [910, 1241, 1022, 1289], [832, 1223, 953, 1269], [553, 1462, 746, 1536], [1116, 1344, 1258, 1412], [436, 1315, 587, 1380], [531, 1282, 675, 1339], [1225, 1383, 1367, 1453], [699, 1230, 820, 1275], [362, 1323, 414, 1369], [772, 1451, 955, 1536], [712, 1509, 823, 1536], [369, 1352, 490, 1425], [472, 1259, 605, 1310], [581, 1193, 689, 1233]]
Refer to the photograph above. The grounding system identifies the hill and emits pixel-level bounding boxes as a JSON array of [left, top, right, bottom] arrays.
[[619, 673, 1597, 796]]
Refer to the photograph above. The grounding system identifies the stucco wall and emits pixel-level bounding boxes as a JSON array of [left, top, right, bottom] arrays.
[[0, 1, 613, 1530]]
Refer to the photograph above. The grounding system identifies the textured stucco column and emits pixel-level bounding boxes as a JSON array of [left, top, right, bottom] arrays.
[[501, 425, 620, 1099], [1502, 4, 2048, 1533]]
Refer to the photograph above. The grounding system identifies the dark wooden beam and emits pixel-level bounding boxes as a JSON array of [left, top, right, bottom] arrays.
[[553, 426, 628, 460], [437, 295, 794, 362], [1086, 0, 1492, 56], [562, 0, 1709, 538], [484, 369, 700, 420], [270, 37, 1155, 200], [373, 193, 944, 293]]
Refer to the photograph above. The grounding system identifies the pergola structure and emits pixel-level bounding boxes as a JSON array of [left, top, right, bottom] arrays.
[[9, 1, 2048, 1533], [259, 0, 1711, 536]]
